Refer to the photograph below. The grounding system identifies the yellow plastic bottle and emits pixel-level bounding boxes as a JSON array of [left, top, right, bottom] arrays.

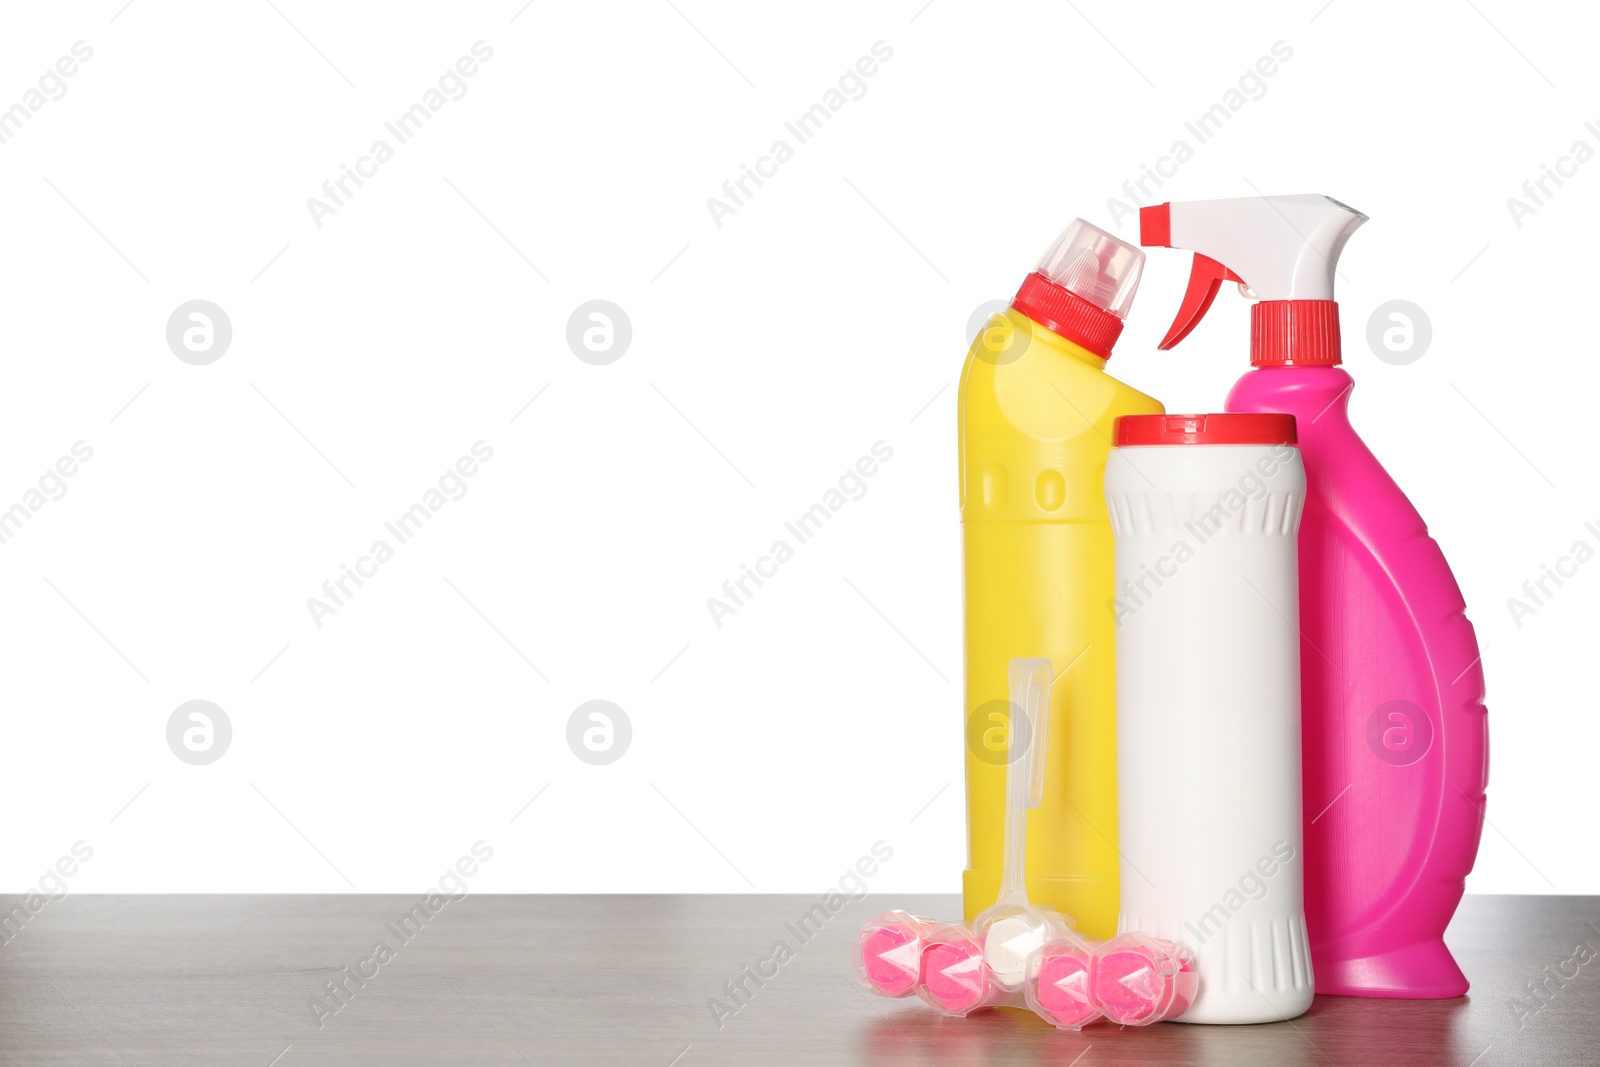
[[960, 220, 1162, 939]]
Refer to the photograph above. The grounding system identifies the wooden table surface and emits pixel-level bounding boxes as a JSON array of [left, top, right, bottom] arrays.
[[0, 893, 1592, 1065]]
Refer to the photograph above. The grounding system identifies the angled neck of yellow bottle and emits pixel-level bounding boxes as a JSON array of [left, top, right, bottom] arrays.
[[1004, 308, 1110, 371]]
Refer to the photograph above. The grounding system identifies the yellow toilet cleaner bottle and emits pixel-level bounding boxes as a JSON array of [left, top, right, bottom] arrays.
[[960, 220, 1161, 938]]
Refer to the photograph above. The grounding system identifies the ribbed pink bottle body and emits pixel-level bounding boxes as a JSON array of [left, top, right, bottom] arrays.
[[1227, 367, 1487, 998]]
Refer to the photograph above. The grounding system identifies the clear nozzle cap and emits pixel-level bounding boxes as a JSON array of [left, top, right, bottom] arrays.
[[1035, 220, 1144, 322]]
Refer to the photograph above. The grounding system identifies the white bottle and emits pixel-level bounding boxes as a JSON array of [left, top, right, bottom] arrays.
[[1103, 412, 1312, 1024]]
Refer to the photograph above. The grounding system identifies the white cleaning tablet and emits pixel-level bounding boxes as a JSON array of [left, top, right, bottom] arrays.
[[983, 915, 1047, 987]]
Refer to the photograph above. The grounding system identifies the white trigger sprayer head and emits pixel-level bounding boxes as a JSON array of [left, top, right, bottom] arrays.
[[1140, 194, 1368, 360]]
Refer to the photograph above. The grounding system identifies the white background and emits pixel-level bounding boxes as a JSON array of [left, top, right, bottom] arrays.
[[0, 0, 1591, 897]]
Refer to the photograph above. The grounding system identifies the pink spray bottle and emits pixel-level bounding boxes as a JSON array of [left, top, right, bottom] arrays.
[[1138, 195, 1487, 998]]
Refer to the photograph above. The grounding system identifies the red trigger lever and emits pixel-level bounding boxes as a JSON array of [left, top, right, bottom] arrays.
[[1158, 255, 1243, 350]]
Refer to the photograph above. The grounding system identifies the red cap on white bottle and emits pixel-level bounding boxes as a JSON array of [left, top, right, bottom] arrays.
[[1115, 412, 1297, 447]]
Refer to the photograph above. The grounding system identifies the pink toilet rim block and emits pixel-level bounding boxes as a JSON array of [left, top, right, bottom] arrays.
[[854, 911, 941, 998], [1030, 946, 1100, 1029], [854, 911, 1196, 1028], [919, 937, 993, 1015], [1089, 933, 1198, 1025]]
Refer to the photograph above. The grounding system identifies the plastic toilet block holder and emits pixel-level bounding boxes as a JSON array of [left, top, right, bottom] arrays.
[[851, 655, 1198, 1029], [979, 658, 1101, 1029], [989, 662, 1193, 1030], [971, 659, 1076, 989], [900, 659, 1066, 1017]]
